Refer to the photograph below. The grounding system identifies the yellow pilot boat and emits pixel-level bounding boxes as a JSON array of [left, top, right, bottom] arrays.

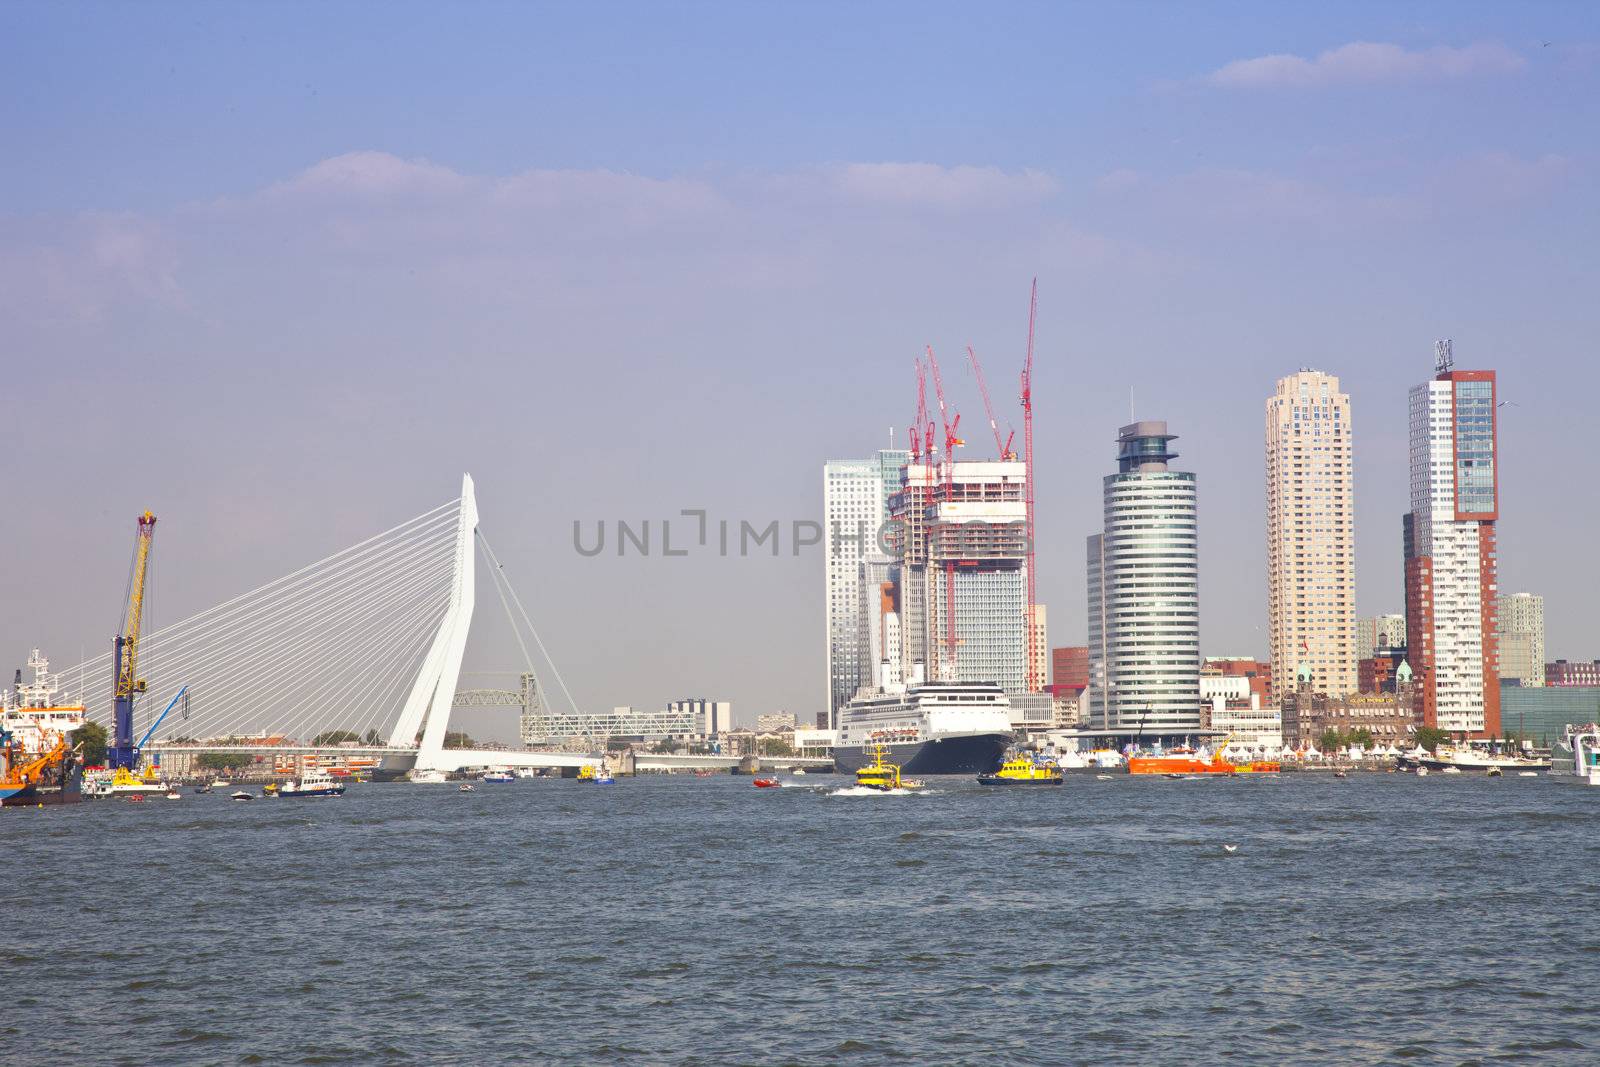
[[977, 753, 1064, 785], [856, 745, 921, 791]]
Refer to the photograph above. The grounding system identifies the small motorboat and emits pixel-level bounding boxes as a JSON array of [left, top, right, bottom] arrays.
[[1442, 766, 1462, 775], [165, 790, 182, 800], [792, 768, 807, 776], [459, 783, 475, 792], [1332, 770, 1348, 779], [1486, 767, 1504, 778], [1519, 771, 1540, 778], [192, 783, 213, 794], [263, 782, 279, 795], [1416, 767, 1430, 777], [1096, 774, 1114, 781], [126, 793, 147, 803], [229, 791, 254, 801], [213, 779, 232, 787], [752, 778, 781, 788]]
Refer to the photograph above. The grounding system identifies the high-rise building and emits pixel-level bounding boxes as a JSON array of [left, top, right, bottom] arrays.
[[1026, 605, 1048, 692], [887, 459, 1029, 692], [1265, 370, 1355, 700], [1086, 422, 1201, 735], [1496, 593, 1545, 687], [1404, 342, 1500, 737], [824, 450, 908, 723], [1362, 614, 1408, 658], [1051, 646, 1089, 691]]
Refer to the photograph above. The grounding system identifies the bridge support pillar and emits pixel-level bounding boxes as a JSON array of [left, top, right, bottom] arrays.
[[737, 754, 760, 776]]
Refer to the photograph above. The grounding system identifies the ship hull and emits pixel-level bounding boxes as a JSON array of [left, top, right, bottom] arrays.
[[832, 733, 1010, 775], [0, 765, 84, 807]]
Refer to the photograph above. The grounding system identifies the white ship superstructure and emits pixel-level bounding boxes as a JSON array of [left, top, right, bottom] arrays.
[[834, 677, 1012, 774]]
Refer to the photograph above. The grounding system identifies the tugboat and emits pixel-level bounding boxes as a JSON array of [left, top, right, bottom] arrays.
[[577, 762, 615, 785], [278, 768, 346, 798], [978, 752, 1065, 786], [1, 649, 87, 807], [854, 745, 921, 792]]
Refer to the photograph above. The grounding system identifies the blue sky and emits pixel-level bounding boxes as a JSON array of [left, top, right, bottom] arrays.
[[3, 2, 1597, 732]]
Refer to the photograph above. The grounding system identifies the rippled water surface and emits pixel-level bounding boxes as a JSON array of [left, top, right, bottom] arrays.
[[9, 772, 1598, 1065]]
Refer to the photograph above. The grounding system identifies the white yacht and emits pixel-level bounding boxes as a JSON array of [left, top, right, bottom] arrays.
[[409, 768, 448, 784], [1551, 724, 1600, 786]]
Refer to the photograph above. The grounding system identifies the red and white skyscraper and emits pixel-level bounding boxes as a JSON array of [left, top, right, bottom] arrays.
[[1404, 341, 1500, 737]]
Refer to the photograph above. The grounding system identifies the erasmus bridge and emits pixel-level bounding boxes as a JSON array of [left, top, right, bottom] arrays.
[[65, 475, 601, 775]]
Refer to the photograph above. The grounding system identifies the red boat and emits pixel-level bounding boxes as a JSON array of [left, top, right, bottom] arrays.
[[752, 778, 780, 788]]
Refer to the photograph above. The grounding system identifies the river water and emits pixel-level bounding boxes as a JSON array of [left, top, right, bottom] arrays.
[[9, 772, 1596, 1065]]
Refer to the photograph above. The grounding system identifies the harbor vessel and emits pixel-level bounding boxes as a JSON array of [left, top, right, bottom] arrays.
[[978, 752, 1064, 785], [86, 765, 170, 798], [578, 763, 615, 785], [278, 768, 346, 798], [1128, 739, 1280, 776], [409, 769, 448, 784], [1, 650, 86, 807], [1551, 724, 1600, 786], [481, 770, 515, 784], [1397, 744, 1551, 773], [854, 745, 921, 791], [833, 680, 1012, 775]]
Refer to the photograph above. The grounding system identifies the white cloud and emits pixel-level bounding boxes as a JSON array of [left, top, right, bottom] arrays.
[[816, 162, 1058, 208], [1209, 41, 1524, 89]]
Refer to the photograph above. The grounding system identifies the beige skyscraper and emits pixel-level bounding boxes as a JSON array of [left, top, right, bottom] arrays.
[[1266, 370, 1356, 700]]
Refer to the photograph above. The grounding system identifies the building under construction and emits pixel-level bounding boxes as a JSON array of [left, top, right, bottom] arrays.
[[886, 459, 1030, 692]]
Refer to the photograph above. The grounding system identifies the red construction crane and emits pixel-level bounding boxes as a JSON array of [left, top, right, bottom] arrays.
[[1020, 279, 1038, 691], [966, 344, 1015, 461], [925, 345, 962, 678]]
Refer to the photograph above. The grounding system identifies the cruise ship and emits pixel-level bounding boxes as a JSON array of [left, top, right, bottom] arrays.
[[834, 680, 1013, 775]]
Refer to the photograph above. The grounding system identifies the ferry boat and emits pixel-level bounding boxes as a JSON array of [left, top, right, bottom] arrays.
[[977, 752, 1064, 785], [854, 745, 920, 791], [1551, 724, 1600, 786], [480, 770, 515, 784], [1, 650, 86, 807], [834, 680, 1012, 775], [278, 768, 346, 798], [1397, 743, 1551, 773]]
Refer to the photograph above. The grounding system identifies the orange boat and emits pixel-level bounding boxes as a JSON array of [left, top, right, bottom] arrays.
[[1127, 737, 1280, 776]]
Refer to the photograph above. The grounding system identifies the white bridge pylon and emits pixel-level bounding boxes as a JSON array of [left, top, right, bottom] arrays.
[[390, 474, 477, 768]]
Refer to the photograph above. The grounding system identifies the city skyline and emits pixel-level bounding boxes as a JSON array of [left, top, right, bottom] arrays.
[[6, 4, 1599, 729]]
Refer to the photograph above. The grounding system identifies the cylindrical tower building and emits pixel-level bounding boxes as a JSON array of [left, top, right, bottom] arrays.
[[1087, 421, 1201, 735]]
